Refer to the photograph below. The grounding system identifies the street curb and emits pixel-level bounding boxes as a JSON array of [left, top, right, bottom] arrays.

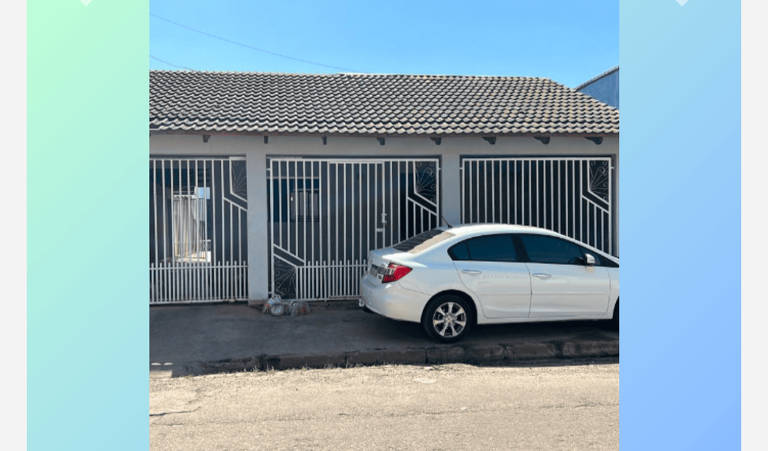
[[247, 299, 359, 311], [265, 352, 347, 370], [171, 338, 618, 377], [505, 342, 560, 360], [346, 348, 427, 366]]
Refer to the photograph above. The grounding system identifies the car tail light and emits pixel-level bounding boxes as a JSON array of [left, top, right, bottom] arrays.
[[381, 263, 412, 283]]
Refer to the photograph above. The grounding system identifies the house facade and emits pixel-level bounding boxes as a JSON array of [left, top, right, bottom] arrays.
[[149, 71, 619, 304]]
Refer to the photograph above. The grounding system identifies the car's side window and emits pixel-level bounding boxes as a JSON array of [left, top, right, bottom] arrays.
[[518, 234, 585, 265], [448, 234, 519, 262], [448, 241, 471, 260]]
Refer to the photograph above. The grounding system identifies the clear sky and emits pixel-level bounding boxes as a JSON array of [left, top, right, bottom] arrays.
[[150, 0, 617, 87]]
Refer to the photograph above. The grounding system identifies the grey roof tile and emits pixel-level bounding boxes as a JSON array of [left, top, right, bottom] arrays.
[[150, 71, 618, 136]]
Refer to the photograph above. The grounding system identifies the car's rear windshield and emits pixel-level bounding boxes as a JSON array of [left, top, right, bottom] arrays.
[[392, 229, 454, 254]]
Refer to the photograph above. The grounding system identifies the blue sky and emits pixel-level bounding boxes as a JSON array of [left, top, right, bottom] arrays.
[[150, 0, 617, 87]]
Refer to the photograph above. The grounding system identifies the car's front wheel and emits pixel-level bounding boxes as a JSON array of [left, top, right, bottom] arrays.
[[422, 295, 472, 342]]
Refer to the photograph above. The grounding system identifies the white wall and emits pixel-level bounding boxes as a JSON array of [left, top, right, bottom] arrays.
[[150, 134, 619, 301]]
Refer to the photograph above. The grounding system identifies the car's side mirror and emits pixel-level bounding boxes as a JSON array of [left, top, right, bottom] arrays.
[[584, 253, 596, 266]]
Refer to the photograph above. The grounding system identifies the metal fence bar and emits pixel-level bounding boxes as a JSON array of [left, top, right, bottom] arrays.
[[389, 161, 394, 246], [149, 157, 248, 304], [325, 162, 330, 300], [580, 161, 584, 243], [608, 162, 613, 255], [460, 156, 615, 256], [268, 157, 440, 301]]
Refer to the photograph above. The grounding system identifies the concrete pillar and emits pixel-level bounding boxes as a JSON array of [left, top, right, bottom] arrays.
[[441, 151, 462, 226], [246, 149, 269, 301]]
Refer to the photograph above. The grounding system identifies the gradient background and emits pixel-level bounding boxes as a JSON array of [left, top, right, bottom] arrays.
[[620, 1, 740, 449], [27, 1, 148, 450], [27, 1, 740, 450]]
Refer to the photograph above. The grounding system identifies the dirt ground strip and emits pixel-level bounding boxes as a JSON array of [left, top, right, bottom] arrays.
[[151, 360, 619, 450]]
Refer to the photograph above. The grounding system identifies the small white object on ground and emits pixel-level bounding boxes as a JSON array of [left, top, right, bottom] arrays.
[[263, 295, 285, 316]]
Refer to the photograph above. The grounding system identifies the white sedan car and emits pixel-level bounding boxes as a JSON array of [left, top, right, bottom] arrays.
[[359, 224, 619, 342]]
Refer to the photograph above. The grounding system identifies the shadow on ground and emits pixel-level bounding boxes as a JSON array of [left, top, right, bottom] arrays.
[[150, 304, 618, 377]]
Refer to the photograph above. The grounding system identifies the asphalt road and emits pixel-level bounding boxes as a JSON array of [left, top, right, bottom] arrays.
[[150, 361, 618, 450]]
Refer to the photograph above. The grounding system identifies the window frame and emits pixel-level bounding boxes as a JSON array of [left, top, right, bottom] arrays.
[[447, 233, 522, 263], [393, 228, 454, 253], [513, 233, 618, 267], [576, 243, 620, 268], [289, 187, 320, 222]]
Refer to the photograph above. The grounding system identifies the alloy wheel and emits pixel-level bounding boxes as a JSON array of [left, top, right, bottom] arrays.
[[432, 301, 467, 338]]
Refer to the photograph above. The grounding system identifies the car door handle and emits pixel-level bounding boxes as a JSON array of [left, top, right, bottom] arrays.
[[532, 273, 552, 279], [461, 269, 482, 275]]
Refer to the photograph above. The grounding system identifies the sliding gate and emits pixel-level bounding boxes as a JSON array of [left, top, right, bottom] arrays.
[[268, 157, 440, 300], [461, 157, 615, 256], [150, 157, 248, 304]]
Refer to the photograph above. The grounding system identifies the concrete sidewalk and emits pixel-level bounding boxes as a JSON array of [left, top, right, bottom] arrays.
[[150, 304, 618, 377]]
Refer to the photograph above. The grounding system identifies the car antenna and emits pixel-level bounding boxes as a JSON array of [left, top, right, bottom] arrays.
[[440, 214, 453, 228]]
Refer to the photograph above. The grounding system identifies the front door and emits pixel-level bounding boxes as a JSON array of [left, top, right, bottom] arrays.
[[451, 234, 532, 318], [517, 234, 610, 317]]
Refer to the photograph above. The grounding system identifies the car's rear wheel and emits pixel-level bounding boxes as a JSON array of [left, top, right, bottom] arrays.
[[611, 300, 619, 330], [422, 295, 472, 342]]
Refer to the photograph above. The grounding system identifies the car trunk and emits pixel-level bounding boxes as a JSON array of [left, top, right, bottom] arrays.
[[367, 248, 412, 278]]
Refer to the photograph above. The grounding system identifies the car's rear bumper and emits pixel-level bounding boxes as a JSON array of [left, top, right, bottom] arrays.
[[359, 274, 426, 323]]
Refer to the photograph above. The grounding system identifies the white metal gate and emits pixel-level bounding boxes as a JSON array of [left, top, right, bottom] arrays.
[[461, 157, 615, 256], [150, 157, 248, 304], [268, 157, 440, 300]]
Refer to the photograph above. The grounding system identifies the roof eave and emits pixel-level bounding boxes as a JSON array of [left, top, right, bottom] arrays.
[[149, 129, 619, 138]]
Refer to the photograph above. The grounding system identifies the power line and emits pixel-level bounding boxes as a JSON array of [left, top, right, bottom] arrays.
[[150, 55, 195, 70], [150, 13, 360, 73]]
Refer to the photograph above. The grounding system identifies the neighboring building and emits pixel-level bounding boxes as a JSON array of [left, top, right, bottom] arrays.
[[149, 71, 619, 304], [576, 67, 619, 109]]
